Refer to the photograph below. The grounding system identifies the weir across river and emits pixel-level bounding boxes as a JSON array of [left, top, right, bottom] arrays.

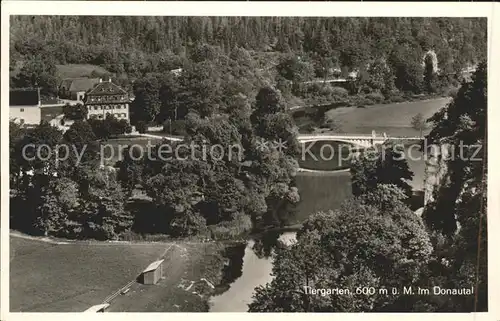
[[297, 131, 423, 148]]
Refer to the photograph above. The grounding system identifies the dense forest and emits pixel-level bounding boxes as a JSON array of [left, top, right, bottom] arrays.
[[10, 16, 486, 67], [10, 17, 486, 98]]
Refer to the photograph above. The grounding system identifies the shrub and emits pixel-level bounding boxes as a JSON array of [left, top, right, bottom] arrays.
[[359, 84, 372, 94], [299, 123, 316, 134], [440, 86, 459, 98], [119, 230, 173, 242], [330, 86, 349, 98], [163, 119, 187, 136], [136, 121, 147, 134], [385, 94, 405, 103], [208, 212, 252, 240], [350, 95, 375, 107], [169, 211, 208, 238], [365, 92, 385, 104]]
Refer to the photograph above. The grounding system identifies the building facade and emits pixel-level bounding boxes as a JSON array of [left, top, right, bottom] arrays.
[[84, 80, 130, 122], [9, 88, 42, 126]]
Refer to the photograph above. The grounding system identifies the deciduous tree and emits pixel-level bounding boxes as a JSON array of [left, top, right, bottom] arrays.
[[13, 55, 59, 97], [350, 144, 414, 198], [249, 198, 432, 312], [410, 113, 428, 138], [63, 103, 88, 121]]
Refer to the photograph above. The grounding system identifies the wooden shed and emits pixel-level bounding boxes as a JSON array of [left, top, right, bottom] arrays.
[[140, 259, 164, 285]]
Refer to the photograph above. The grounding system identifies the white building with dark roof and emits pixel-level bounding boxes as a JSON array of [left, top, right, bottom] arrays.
[[9, 88, 41, 126], [84, 79, 130, 122]]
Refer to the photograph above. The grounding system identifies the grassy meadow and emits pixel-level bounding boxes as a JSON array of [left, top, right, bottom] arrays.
[[56, 64, 110, 79], [10, 236, 228, 312], [10, 236, 169, 312]]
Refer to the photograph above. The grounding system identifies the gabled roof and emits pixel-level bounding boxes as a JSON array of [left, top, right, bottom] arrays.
[[10, 88, 40, 107], [60, 79, 73, 89], [142, 259, 164, 273], [71, 78, 100, 92], [87, 81, 127, 96]]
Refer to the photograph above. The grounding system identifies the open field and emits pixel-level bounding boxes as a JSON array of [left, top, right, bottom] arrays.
[[10, 236, 170, 312], [56, 64, 110, 79], [10, 234, 228, 312], [325, 97, 451, 136]]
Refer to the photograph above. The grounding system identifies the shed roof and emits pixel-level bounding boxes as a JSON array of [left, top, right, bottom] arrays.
[[70, 78, 100, 92], [61, 78, 100, 92], [142, 259, 164, 273], [10, 88, 40, 107], [84, 303, 109, 312]]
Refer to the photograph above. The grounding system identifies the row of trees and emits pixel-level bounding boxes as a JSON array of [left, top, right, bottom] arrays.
[[249, 63, 487, 312], [10, 86, 301, 239], [10, 119, 131, 239]]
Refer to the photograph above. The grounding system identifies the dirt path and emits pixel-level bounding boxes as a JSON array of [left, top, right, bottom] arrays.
[[105, 244, 193, 312], [10, 230, 213, 246], [101, 244, 174, 305]]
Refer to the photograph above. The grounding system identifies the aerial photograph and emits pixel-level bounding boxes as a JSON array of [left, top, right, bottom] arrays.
[[7, 16, 487, 313]]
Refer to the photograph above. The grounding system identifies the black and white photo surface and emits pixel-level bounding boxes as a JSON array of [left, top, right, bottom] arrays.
[[2, 5, 492, 316]]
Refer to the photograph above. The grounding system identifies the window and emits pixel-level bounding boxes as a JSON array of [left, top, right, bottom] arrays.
[[20, 108, 24, 112]]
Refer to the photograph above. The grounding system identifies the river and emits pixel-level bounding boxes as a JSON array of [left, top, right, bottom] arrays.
[[209, 232, 297, 312], [208, 98, 448, 312]]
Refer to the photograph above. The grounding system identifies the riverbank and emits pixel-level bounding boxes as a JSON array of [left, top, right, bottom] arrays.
[[209, 232, 298, 312], [293, 97, 451, 137]]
